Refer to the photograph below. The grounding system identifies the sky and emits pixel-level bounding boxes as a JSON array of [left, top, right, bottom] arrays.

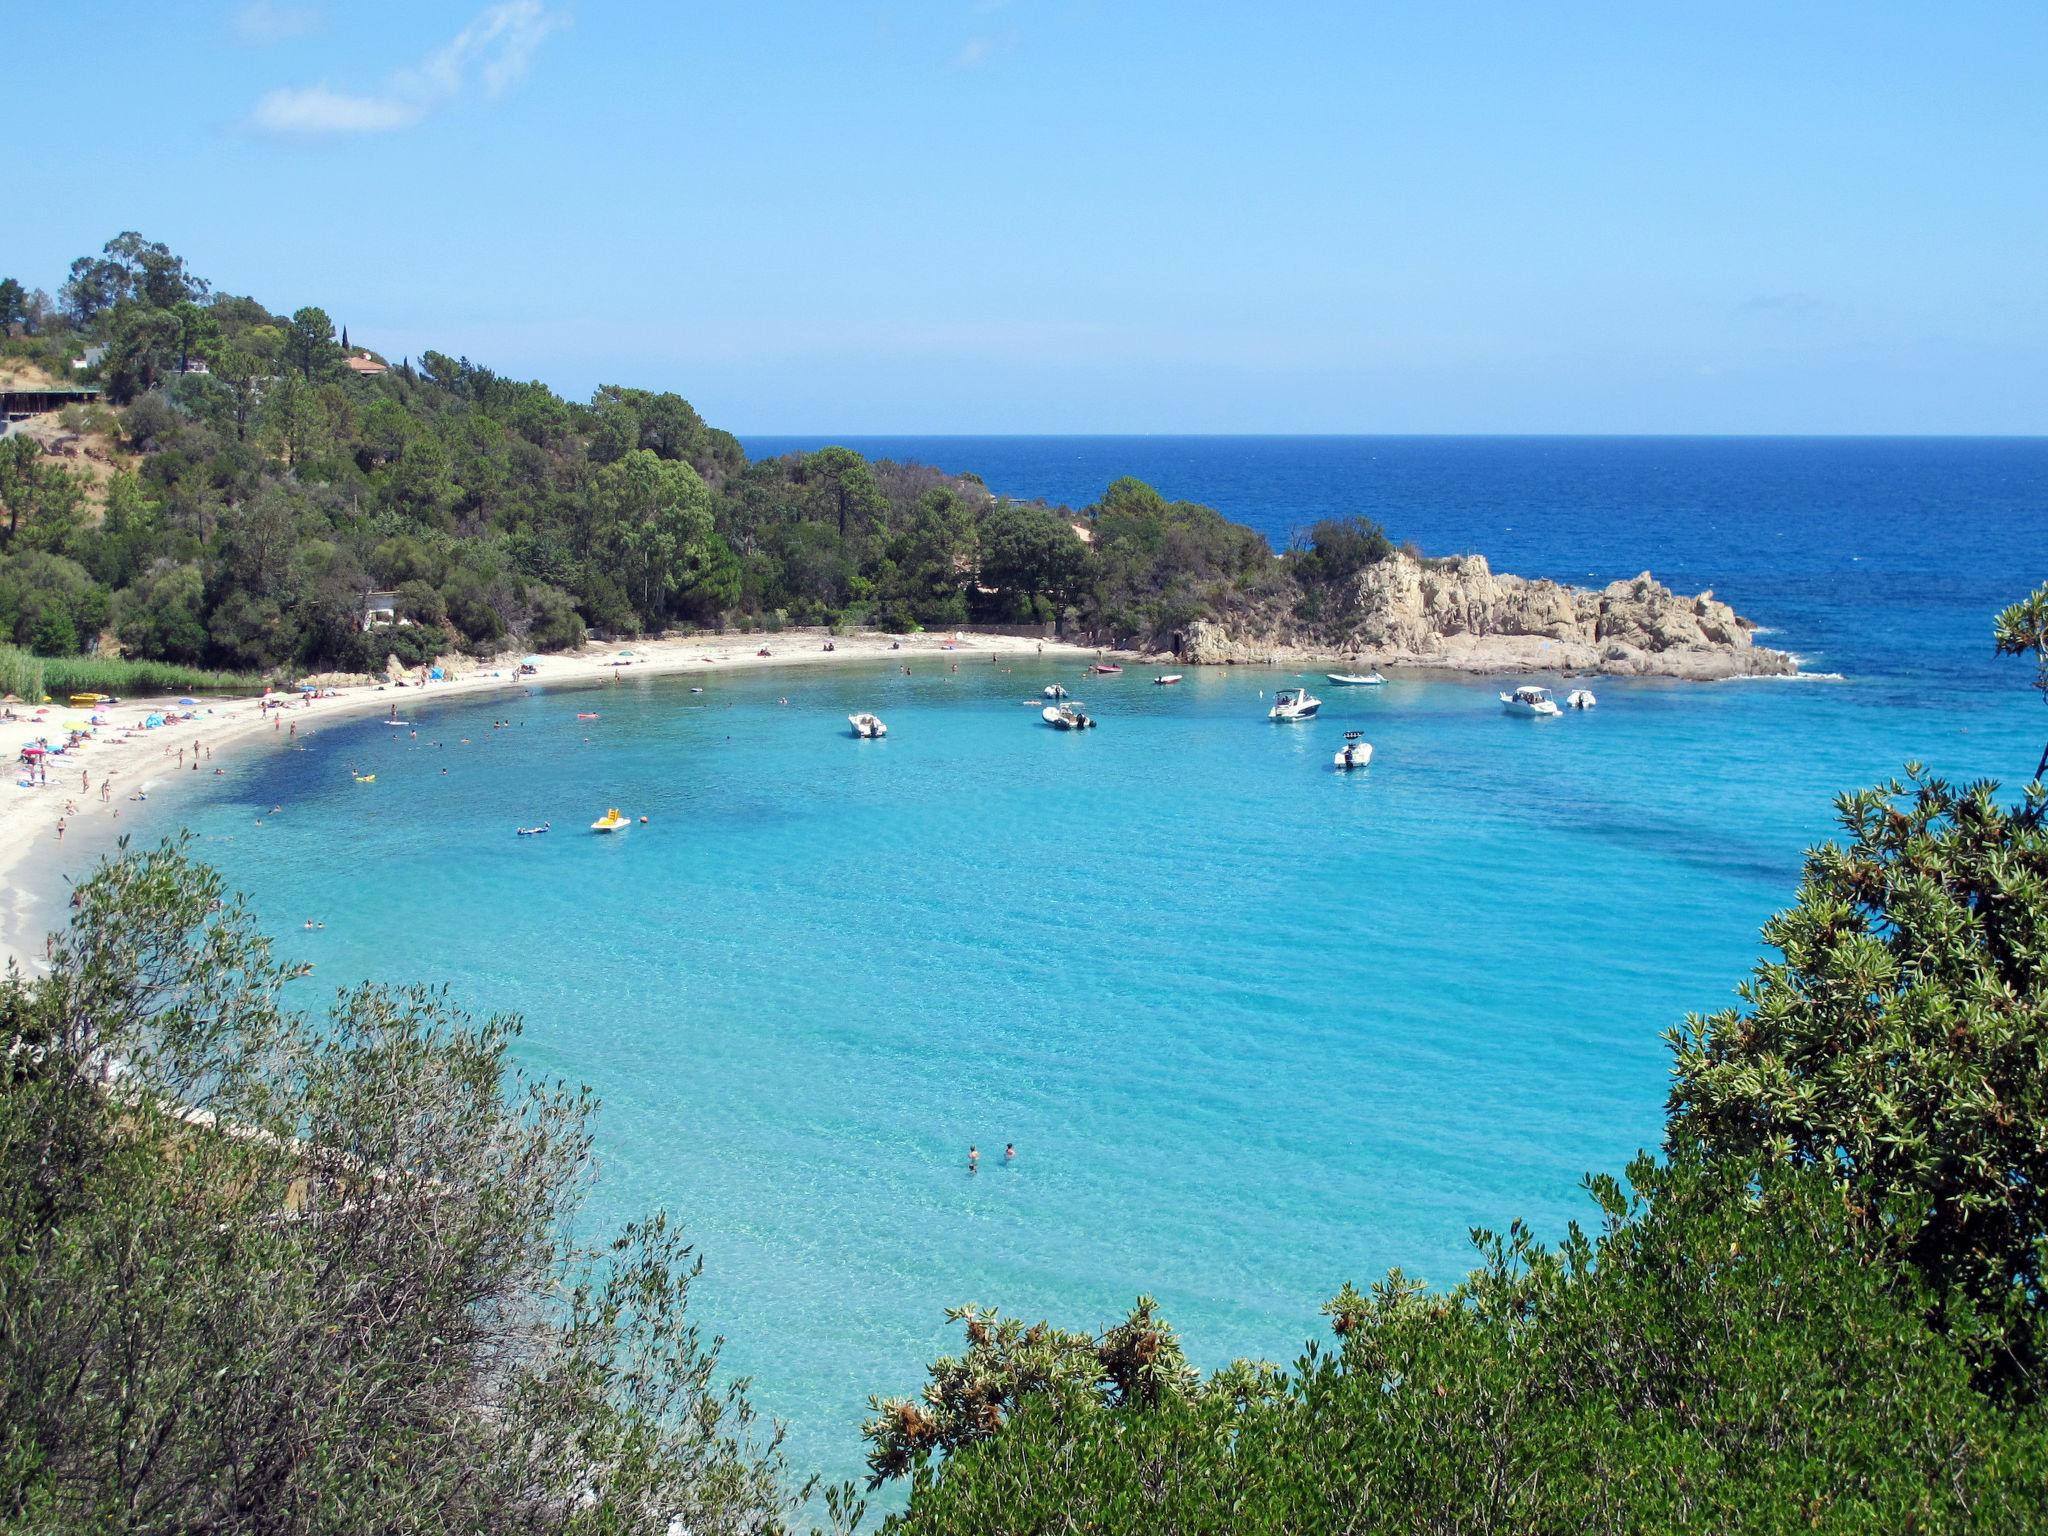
[[7, 2, 2045, 433]]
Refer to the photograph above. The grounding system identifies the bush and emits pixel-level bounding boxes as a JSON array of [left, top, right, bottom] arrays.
[[880, 1157, 2048, 1534], [0, 841, 812, 1530], [1667, 768, 2048, 1383]]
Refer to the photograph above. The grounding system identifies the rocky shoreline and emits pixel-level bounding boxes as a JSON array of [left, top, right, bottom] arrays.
[[1175, 553, 1798, 680]]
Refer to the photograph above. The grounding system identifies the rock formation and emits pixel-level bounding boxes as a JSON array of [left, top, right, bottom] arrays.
[[1179, 553, 1796, 679]]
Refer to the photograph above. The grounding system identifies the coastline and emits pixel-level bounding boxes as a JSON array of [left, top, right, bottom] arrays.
[[0, 628, 1097, 970]]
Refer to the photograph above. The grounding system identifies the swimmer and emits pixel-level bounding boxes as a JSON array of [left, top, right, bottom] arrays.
[[968, 1145, 979, 1171], [1005, 1143, 1015, 1161]]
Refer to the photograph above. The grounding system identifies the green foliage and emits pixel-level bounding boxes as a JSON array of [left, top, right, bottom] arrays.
[[11, 232, 1398, 679], [1995, 580, 2048, 777], [884, 1157, 2048, 1534], [1668, 767, 2048, 1382], [0, 840, 815, 1532], [0, 644, 264, 698], [863, 1297, 1203, 1488]]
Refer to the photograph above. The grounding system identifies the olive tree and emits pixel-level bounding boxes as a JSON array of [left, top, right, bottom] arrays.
[[0, 839, 829, 1534]]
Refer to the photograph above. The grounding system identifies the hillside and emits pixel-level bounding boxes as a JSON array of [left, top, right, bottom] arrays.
[[1, 234, 1788, 680]]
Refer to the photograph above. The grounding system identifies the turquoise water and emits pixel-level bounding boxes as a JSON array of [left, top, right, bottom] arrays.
[[120, 656, 2035, 1488], [70, 436, 2048, 1489]]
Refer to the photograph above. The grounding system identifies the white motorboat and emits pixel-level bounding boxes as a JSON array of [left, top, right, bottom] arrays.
[[1326, 672, 1385, 687], [1566, 688, 1597, 710], [1500, 685, 1562, 718], [1268, 687, 1321, 722], [1333, 732, 1373, 770], [1153, 673, 1184, 686], [848, 712, 887, 738], [1041, 704, 1096, 730]]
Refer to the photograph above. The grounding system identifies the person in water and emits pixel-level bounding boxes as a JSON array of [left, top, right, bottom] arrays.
[[968, 1145, 979, 1172], [1005, 1143, 1015, 1161]]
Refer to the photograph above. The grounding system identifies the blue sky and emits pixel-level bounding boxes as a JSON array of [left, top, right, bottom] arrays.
[[9, 2, 2045, 433]]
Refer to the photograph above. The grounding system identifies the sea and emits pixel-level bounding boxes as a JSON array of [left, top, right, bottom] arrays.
[[66, 437, 2048, 1493]]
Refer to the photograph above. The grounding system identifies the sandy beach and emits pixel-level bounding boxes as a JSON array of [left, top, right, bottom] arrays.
[[0, 628, 1098, 970]]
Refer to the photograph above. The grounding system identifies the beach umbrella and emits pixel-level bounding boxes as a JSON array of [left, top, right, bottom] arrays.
[[298, 682, 317, 692], [521, 656, 541, 666], [20, 745, 44, 757], [178, 697, 198, 705]]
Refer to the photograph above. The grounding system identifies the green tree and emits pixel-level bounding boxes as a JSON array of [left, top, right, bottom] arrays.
[[0, 278, 25, 336], [285, 305, 337, 381], [1995, 580, 2048, 778], [100, 307, 184, 402], [877, 1156, 2048, 1534], [592, 448, 715, 622], [1666, 766, 2048, 1384], [112, 560, 209, 663], [0, 437, 42, 544], [976, 501, 1086, 613], [0, 840, 813, 1532]]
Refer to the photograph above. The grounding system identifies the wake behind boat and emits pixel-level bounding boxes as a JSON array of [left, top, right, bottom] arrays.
[[1268, 687, 1321, 722], [848, 712, 888, 738]]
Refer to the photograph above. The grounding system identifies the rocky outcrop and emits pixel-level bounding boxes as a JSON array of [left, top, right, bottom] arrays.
[[1178, 553, 1796, 679]]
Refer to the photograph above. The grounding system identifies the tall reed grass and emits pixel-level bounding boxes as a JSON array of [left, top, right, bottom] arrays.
[[0, 646, 267, 701]]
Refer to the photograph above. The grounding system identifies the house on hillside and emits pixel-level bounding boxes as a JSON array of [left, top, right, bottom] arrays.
[[71, 344, 107, 371], [343, 351, 389, 377], [361, 590, 402, 630]]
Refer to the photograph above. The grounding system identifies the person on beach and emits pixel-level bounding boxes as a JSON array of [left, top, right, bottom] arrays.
[[54, 819, 64, 842], [81, 770, 88, 792]]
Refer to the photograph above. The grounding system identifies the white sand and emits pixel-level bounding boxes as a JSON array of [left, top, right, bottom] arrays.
[[0, 628, 1100, 969]]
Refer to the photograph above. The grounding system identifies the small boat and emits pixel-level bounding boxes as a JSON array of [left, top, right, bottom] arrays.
[[1326, 672, 1385, 687], [1043, 684, 1069, 699], [1153, 674, 1184, 686], [1268, 687, 1322, 722], [690, 686, 705, 694], [1566, 688, 1597, 710], [577, 712, 600, 721], [1089, 663, 1124, 675], [590, 808, 628, 832], [1041, 704, 1096, 730], [383, 719, 409, 727], [1334, 732, 1373, 770], [516, 822, 551, 837], [353, 774, 376, 783], [848, 712, 888, 738], [1500, 685, 1563, 718]]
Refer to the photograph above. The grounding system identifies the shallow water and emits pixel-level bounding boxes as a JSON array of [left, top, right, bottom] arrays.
[[70, 437, 2048, 1489]]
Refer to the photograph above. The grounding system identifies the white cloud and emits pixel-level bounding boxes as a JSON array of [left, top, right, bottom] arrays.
[[949, 35, 997, 69], [234, 1, 324, 45], [248, 1, 564, 138]]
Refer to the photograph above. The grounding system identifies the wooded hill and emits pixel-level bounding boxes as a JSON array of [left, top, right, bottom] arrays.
[[0, 233, 1380, 678]]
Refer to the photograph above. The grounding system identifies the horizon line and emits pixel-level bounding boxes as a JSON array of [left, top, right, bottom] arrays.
[[730, 429, 2048, 442]]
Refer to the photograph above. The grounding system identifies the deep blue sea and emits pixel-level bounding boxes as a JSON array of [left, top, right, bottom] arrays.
[[94, 438, 2048, 1492]]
